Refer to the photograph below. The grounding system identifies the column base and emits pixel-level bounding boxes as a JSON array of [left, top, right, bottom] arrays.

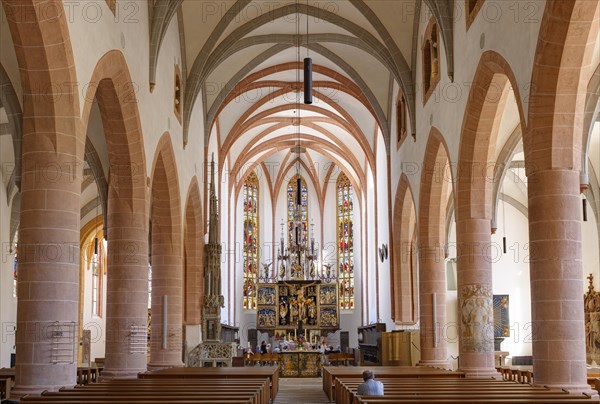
[[534, 384, 598, 398], [147, 361, 184, 371], [458, 367, 502, 379], [11, 383, 75, 398], [417, 360, 452, 370], [100, 368, 146, 380]]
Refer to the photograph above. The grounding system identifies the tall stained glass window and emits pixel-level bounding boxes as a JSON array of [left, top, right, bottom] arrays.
[[243, 172, 259, 310], [337, 173, 354, 310], [287, 174, 308, 266]]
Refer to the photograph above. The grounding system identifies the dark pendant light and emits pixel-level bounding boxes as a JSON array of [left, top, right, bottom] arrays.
[[304, 57, 312, 104], [296, 177, 302, 205]]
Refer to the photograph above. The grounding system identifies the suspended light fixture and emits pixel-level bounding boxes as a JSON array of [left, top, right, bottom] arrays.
[[303, 0, 313, 105], [304, 57, 312, 104], [501, 183, 507, 254], [94, 183, 99, 255], [583, 198, 588, 222]]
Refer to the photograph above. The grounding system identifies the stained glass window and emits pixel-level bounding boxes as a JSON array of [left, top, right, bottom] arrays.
[[337, 173, 354, 310], [287, 174, 308, 267], [243, 172, 259, 310]]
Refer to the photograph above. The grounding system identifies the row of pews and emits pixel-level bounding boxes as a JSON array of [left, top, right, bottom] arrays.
[[0, 366, 100, 400], [324, 366, 600, 404], [20, 366, 279, 404]]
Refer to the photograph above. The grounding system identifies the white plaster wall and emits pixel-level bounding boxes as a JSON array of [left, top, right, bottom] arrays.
[[325, 171, 362, 349], [220, 158, 230, 325], [81, 239, 108, 363], [446, 220, 459, 370], [582, 200, 600, 292], [365, 168, 377, 323], [491, 203, 532, 358], [347, 190, 362, 349], [376, 131, 393, 329], [0, 186, 16, 368]]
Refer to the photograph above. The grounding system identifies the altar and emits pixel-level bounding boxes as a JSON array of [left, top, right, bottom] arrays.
[[256, 281, 339, 332], [279, 351, 323, 377]]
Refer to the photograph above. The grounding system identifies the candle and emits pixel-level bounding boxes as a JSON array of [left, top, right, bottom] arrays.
[[294, 329, 297, 339], [305, 329, 307, 340]]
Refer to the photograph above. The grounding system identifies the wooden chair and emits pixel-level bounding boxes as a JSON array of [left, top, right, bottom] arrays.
[[329, 353, 342, 366], [343, 353, 355, 366], [270, 353, 280, 369], [251, 353, 263, 366]]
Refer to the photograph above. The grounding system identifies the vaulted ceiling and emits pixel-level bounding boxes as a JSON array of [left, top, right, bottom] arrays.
[[148, 0, 454, 197]]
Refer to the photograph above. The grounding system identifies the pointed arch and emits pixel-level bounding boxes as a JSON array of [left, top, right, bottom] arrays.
[[526, 0, 600, 174], [0, 62, 22, 194], [149, 132, 183, 368], [391, 173, 417, 324], [455, 50, 525, 377], [457, 51, 526, 222], [525, 0, 600, 392], [183, 177, 204, 325], [3, 0, 81, 392], [418, 128, 454, 367], [82, 50, 150, 378]]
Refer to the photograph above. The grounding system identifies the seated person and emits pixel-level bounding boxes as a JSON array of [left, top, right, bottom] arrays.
[[356, 370, 384, 396]]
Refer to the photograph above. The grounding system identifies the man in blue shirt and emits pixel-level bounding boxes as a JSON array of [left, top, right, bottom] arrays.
[[356, 370, 384, 396]]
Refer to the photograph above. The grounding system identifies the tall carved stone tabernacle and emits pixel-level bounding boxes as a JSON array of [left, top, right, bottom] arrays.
[[203, 154, 225, 341], [584, 274, 600, 364], [189, 155, 235, 367]]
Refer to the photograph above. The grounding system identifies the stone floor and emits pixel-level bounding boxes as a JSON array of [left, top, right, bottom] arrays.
[[274, 378, 329, 404]]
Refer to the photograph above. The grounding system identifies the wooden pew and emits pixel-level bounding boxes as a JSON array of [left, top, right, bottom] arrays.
[[332, 376, 600, 404], [59, 379, 270, 404], [138, 366, 279, 402], [23, 399, 254, 404], [355, 399, 598, 404], [0, 367, 15, 399], [21, 377, 270, 404], [323, 365, 464, 401], [335, 379, 527, 404]]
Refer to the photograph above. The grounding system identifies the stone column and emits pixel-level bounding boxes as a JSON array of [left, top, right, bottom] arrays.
[[101, 189, 149, 379], [147, 157, 183, 369], [148, 225, 184, 369], [528, 169, 590, 392], [12, 137, 82, 395], [456, 218, 500, 378], [418, 245, 450, 368]]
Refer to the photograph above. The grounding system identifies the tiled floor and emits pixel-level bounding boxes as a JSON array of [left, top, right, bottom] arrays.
[[275, 378, 330, 404]]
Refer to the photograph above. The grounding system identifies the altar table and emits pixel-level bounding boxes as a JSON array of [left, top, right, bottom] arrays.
[[279, 351, 323, 377]]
